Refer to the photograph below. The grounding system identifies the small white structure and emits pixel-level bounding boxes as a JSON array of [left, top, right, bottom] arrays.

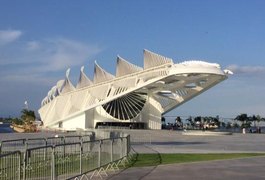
[[39, 50, 231, 130]]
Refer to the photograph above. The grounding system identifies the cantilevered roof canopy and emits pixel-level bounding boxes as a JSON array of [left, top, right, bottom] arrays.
[[39, 49, 232, 129], [61, 68, 75, 94], [116, 56, 143, 77], [93, 62, 115, 84], [76, 66, 93, 89], [144, 49, 173, 69]]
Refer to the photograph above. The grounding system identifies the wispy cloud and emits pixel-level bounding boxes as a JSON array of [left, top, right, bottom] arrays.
[[36, 38, 101, 72], [0, 30, 103, 116], [0, 29, 22, 46], [26, 41, 40, 51], [0, 34, 102, 85], [226, 64, 265, 75]]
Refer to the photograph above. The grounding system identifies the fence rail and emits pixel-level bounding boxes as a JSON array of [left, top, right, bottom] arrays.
[[0, 134, 94, 154], [0, 135, 130, 180], [0, 151, 21, 180]]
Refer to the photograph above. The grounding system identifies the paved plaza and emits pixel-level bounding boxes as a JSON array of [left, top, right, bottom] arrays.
[[1, 130, 265, 179], [129, 130, 265, 153], [111, 130, 265, 180], [108, 156, 265, 180]]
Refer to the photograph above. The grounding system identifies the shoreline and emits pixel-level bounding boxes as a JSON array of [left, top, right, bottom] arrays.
[[10, 124, 25, 133]]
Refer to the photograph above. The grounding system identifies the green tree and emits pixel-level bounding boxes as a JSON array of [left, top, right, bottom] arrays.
[[255, 115, 263, 127], [20, 109, 37, 132], [21, 109, 36, 123], [250, 115, 258, 127], [175, 116, 183, 128], [186, 116, 194, 129], [204, 116, 220, 128], [12, 118, 23, 125], [194, 116, 202, 129], [235, 114, 251, 128]]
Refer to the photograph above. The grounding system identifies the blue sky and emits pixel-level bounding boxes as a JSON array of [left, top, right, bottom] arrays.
[[0, 0, 265, 120]]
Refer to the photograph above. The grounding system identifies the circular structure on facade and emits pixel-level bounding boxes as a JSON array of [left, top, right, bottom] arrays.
[[102, 92, 147, 120]]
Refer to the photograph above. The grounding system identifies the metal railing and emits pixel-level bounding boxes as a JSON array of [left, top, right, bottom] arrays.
[[0, 134, 93, 154], [0, 151, 21, 180], [0, 135, 131, 180], [95, 129, 152, 144]]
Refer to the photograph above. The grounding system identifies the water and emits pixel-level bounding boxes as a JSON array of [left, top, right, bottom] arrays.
[[0, 123, 14, 133]]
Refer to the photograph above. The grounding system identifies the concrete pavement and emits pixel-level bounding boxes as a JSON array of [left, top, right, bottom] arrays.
[[105, 130, 265, 180], [108, 156, 265, 180], [2, 130, 265, 179]]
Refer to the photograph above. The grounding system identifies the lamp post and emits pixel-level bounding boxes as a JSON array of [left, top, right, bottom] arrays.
[[24, 101, 29, 110]]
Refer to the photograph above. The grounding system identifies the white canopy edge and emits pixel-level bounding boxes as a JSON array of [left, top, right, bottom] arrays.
[[61, 68, 76, 94], [76, 66, 93, 89], [51, 86, 59, 97], [93, 61, 115, 84], [42, 84, 60, 106], [180, 60, 221, 69], [116, 56, 143, 77], [41, 96, 48, 106], [144, 49, 173, 69], [56, 79, 65, 94]]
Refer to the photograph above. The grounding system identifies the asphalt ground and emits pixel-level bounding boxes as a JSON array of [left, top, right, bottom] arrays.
[[106, 130, 265, 180], [107, 156, 265, 180], [1, 130, 265, 179]]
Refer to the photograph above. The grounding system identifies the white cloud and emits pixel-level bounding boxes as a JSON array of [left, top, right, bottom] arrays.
[[0, 37, 101, 80], [0, 35, 103, 117], [36, 38, 101, 72], [26, 41, 40, 51], [0, 29, 22, 46], [226, 64, 265, 75]]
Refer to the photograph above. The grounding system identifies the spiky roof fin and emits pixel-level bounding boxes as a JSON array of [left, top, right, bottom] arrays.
[[143, 49, 173, 69], [116, 56, 143, 77], [61, 68, 76, 94], [76, 66, 93, 89], [93, 61, 115, 83]]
